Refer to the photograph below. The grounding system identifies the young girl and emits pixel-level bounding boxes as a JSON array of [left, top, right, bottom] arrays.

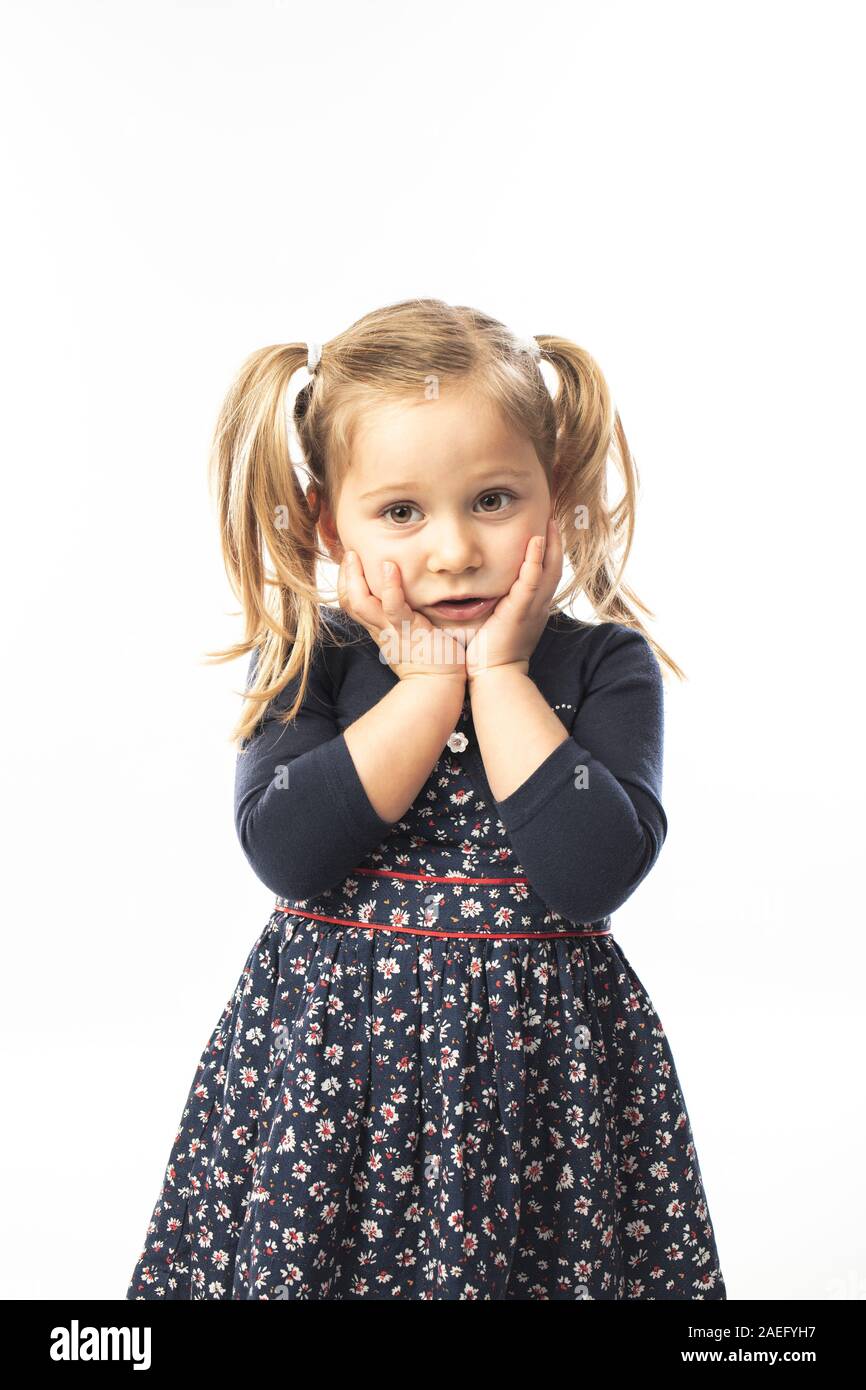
[[126, 298, 726, 1301]]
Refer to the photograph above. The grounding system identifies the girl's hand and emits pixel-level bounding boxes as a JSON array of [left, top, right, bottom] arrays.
[[337, 551, 468, 685], [464, 516, 563, 682]]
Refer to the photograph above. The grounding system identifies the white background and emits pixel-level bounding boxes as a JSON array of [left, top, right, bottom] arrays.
[[1, 0, 863, 1301]]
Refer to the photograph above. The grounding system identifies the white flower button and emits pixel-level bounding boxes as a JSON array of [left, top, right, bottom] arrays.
[[447, 731, 469, 752]]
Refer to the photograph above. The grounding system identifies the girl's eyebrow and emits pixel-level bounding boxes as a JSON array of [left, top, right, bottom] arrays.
[[359, 467, 534, 501]]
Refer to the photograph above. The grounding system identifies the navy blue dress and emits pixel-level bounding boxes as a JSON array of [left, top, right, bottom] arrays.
[[126, 609, 726, 1299]]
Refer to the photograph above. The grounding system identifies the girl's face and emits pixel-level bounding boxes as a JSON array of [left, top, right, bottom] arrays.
[[316, 386, 554, 628]]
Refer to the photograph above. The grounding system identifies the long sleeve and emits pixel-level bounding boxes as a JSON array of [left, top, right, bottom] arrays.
[[492, 624, 668, 923], [234, 637, 396, 901]]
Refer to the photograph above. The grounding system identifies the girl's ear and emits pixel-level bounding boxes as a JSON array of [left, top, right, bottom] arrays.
[[307, 486, 344, 565]]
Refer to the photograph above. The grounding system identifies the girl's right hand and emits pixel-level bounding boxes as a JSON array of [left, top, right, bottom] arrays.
[[337, 551, 468, 685]]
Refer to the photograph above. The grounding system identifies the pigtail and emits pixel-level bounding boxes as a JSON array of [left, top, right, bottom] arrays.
[[540, 337, 686, 682], [203, 343, 336, 748]]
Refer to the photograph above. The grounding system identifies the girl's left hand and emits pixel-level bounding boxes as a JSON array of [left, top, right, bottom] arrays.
[[464, 515, 563, 682]]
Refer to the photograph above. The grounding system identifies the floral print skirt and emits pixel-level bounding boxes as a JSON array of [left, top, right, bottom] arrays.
[[126, 906, 726, 1300]]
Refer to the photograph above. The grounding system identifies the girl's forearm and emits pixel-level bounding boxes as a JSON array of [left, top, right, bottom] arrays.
[[343, 675, 467, 823], [469, 664, 569, 801]]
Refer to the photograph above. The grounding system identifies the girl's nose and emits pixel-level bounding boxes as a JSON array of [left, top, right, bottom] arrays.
[[425, 519, 484, 571]]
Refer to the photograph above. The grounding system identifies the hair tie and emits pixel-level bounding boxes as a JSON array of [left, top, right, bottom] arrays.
[[307, 341, 322, 374], [513, 334, 542, 361]]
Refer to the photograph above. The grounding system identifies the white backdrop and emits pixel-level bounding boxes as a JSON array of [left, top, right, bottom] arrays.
[[1, 0, 863, 1301]]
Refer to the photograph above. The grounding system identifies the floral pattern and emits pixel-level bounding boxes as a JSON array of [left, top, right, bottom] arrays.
[[127, 702, 725, 1300]]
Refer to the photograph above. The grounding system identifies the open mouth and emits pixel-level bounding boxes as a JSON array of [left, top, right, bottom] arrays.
[[428, 596, 498, 619]]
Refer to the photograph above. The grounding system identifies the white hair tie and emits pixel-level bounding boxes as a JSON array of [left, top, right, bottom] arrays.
[[513, 334, 542, 361], [307, 341, 322, 374]]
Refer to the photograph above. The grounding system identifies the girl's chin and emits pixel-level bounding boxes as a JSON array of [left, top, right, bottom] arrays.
[[425, 616, 483, 642]]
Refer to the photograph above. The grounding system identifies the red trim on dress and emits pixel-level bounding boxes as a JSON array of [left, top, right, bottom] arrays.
[[274, 905, 610, 940]]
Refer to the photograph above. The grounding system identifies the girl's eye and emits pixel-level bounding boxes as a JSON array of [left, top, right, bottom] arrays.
[[381, 502, 423, 526], [380, 491, 515, 526], [476, 490, 514, 513]]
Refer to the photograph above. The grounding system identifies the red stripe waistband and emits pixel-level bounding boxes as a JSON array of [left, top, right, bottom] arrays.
[[273, 904, 611, 940]]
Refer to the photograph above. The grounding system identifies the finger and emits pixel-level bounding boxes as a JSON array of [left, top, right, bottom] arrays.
[[379, 560, 414, 626], [339, 550, 389, 634], [542, 515, 564, 589], [544, 513, 562, 558], [526, 519, 561, 584], [493, 533, 547, 627], [515, 533, 548, 596]]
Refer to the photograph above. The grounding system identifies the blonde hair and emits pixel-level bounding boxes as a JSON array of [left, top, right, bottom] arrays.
[[205, 297, 685, 749]]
